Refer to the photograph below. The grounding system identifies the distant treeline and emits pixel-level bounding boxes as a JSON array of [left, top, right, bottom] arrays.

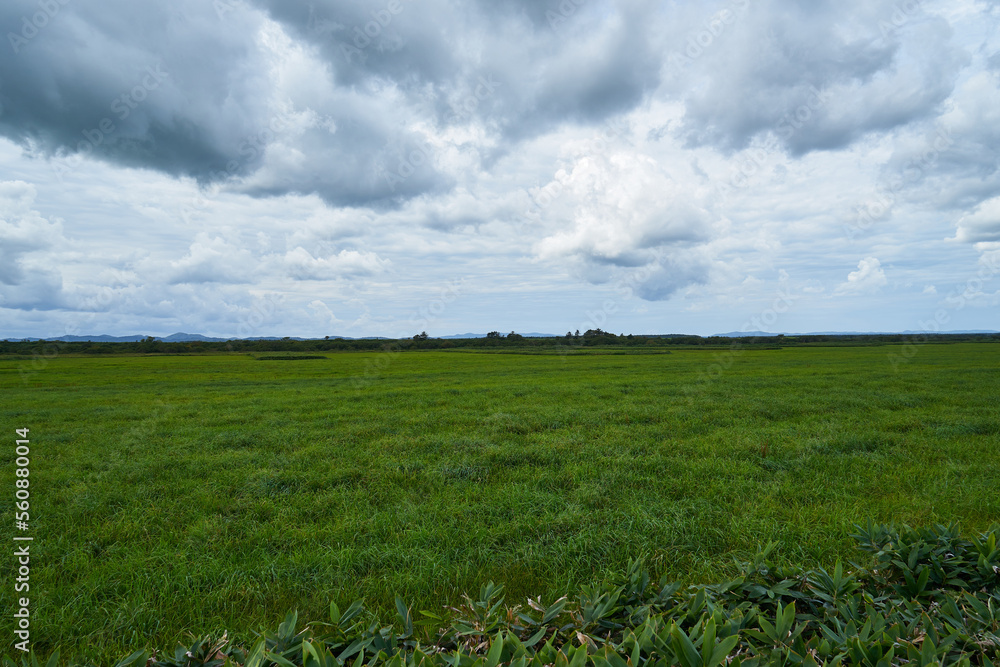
[[2, 330, 999, 356]]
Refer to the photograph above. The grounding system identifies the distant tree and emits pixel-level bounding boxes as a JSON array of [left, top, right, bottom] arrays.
[[413, 331, 429, 340], [565, 331, 573, 339], [574, 329, 580, 338], [507, 331, 524, 341], [138, 336, 160, 353], [486, 331, 503, 339]]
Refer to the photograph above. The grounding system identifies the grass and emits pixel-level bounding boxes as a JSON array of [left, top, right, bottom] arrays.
[[1, 343, 998, 663]]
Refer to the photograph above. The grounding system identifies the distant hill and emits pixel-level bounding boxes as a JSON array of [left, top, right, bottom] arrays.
[[159, 333, 227, 342], [8, 333, 329, 343], [439, 332, 558, 339], [7, 329, 996, 343], [712, 331, 782, 338], [17, 334, 152, 343], [713, 330, 999, 337]]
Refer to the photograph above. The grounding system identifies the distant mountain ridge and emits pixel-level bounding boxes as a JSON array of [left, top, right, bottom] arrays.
[[6, 333, 314, 343], [6, 332, 562, 342], [713, 330, 1000, 337], [5, 329, 997, 342], [439, 332, 559, 339]]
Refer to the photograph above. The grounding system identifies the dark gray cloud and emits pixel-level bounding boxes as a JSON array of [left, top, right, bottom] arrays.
[[634, 255, 712, 301], [674, 0, 967, 156], [1, 0, 997, 256], [873, 64, 1000, 217], [250, 0, 664, 140], [2, 0, 663, 208], [5, 0, 968, 214], [253, 0, 459, 88], [0, 0, 454, 207], [1, 1, 265, 177]]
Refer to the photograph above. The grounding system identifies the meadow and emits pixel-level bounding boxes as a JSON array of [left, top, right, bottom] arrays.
[[2, 342, 999, 663]]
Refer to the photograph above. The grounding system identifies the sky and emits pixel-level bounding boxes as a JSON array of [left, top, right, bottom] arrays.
[[1, 0, 999, 339]]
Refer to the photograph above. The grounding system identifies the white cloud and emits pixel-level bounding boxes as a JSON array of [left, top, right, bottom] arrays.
[[838, 257, 888, 294], [277, 248, 389, 281], [0, 181, 68, 309], [535, 150, 717, 296], [168, 235, 256, 285], [955, 196, 1000, 242], [307, 299, 341, 327]]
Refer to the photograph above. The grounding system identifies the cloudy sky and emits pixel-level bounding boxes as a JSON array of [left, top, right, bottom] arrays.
[[1, 0, 999, 339]]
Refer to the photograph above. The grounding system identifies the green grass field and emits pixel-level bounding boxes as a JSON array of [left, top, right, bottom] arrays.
[[2, 343, 999, 663]]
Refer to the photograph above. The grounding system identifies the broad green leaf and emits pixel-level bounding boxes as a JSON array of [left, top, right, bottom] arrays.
[[112, 649, 148, 667], [758, 617, 777, 643], [544, 599, 569, 625], [780, 601, 796, 638], [606, 648, 629, 667], [524, 627, 547, 648], [671, 623, 702, 667], [701, 617, 717, 666], [486, 633, 505, 667], [707, 636, 739, 667], [265, 650, 299, 667], [342, 599, 365, 625], [303, 640, 323, 667], [396, 596, 413, 636]]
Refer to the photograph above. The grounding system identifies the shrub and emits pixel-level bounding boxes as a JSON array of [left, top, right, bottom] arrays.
[[7, 523, 999, 666]]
